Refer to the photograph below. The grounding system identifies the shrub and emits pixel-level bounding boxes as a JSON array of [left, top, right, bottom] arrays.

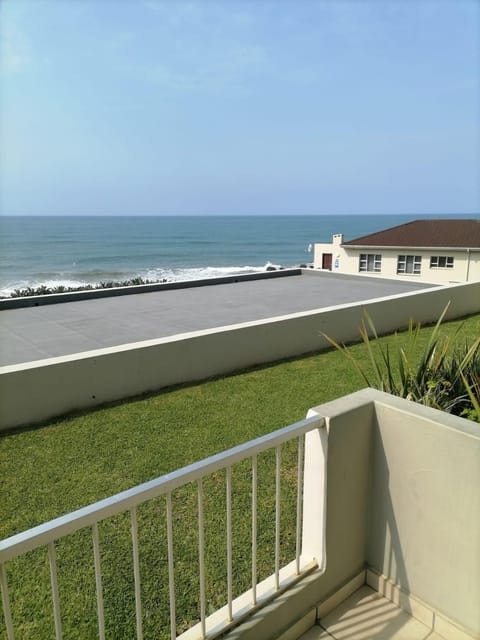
[[5, 277, 166, 298], [323, 304, 480, 422]]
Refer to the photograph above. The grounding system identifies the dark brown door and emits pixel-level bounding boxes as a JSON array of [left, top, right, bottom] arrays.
[[322, 253, 332, 270]]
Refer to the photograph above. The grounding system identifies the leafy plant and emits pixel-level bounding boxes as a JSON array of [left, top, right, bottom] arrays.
[[323, 304, 480, 421], [459, 340, 480, 422], [4, 277, 165, 299]]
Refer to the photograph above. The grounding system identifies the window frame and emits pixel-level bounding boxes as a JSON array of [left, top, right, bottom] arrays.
[[397, 254, 422, 275], [359, 253, 382, 273], [430, 256, 454, 269]]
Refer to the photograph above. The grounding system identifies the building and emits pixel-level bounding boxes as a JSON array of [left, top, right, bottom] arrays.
[[313, 219, 480, 283]]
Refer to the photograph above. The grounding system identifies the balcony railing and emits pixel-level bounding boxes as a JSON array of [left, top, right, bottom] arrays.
[[0, 414, 326, 640]]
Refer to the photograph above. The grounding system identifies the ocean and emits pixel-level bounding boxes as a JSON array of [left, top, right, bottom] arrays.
[[0, 214, 475, 297]]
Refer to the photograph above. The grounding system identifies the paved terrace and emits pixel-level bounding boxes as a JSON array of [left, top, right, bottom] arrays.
[[0, 272, 432, 366]]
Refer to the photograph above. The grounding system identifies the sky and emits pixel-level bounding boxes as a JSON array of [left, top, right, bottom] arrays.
[[0, 0, 479, 216]]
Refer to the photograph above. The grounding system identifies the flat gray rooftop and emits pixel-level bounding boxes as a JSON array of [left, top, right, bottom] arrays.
[[0, 272, 433, 366]]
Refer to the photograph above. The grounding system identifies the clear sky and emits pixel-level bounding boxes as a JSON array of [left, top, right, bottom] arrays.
[[1, 0, 479, 216]]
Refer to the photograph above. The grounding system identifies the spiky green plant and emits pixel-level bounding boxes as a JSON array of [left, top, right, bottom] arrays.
[[323, 304, 480, 420], [459, 339, 480, 422]]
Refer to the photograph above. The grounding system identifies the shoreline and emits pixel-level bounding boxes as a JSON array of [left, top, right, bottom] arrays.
[[0, 267, 307, 310], [0, 262, 301, 300]]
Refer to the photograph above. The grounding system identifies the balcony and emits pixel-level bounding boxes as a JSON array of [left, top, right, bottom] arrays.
[[1, 388, 479, 640]]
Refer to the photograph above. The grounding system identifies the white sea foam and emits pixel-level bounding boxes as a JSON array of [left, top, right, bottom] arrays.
[[140, 263, 280, 283], [0, 263, 288, 297], [0, 279, 92, 298]]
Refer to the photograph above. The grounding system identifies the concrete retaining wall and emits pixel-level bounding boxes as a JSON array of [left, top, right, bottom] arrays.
[[0, 268, 302, 310], [1, 280, 479, 431]]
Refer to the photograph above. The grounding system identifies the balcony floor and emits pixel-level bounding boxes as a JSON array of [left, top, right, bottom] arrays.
[[300, 586, 446, 640]]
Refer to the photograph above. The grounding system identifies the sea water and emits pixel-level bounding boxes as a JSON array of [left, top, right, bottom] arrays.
[[0, 214, 474, 296]]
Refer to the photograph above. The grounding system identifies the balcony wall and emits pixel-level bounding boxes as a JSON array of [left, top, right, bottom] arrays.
[[229, 390, 480, 640], [368, 397, 480, 634], [1, 389, 478, 639]]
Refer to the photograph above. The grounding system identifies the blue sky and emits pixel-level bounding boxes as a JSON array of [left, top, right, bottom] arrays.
[[1, 0, 479, 216]]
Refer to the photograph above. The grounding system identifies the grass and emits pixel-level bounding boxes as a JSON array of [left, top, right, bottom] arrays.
[[1, 312, 479, 639]]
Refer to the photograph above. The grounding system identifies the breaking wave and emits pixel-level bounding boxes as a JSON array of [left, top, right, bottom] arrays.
[[0, 262, 287, 298]]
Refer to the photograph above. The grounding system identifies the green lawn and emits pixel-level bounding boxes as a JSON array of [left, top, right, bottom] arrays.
[[1, 312, 479, 639]]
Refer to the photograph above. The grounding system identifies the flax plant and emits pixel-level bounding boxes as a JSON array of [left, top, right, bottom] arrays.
[[459, 339, 480, 422], [323, 304, 480, 420]]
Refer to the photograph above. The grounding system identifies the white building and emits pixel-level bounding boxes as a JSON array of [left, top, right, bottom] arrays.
[[313, 219, 480, 283]]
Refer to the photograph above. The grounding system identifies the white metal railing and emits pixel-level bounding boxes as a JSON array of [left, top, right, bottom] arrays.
[[0, 414, 326, 640]]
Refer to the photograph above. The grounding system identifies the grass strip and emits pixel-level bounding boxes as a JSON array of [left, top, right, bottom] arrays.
[[1, 312, 479, 638]]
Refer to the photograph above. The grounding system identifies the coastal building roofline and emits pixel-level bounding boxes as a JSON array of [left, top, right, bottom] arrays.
[[342, 244, 480, 252], [343, 219, 480, 249]]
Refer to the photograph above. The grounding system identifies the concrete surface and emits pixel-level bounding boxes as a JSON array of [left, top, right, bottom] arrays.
[[0, 272, 431, 366], [0, 268, 302, 310], [301, 586, 446, 639]]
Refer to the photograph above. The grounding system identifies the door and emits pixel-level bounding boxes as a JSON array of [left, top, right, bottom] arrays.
[[322, 253, 332, 271]]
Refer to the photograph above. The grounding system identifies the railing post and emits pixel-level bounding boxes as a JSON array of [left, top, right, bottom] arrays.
[[226, 466, 233, 622], [48, 541, 62, 640], [130, 507, 143, 640], [197, 479, 206, 639], [92, 523, 105, 640], [295, 434, 304, 575], [0, 563, 14, 640], [301, 410, 328, 572], [274, 446, 281, 591], [251, 455, 258, 605], [166, 492, 177, 640]]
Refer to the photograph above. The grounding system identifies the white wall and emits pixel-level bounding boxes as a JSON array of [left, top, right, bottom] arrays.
[[316, 390, 480, 636], [1, 280, 479, 432], [367, 394, 480, 635], [467, 251, 480, 281], [314, 243, 480, 283]]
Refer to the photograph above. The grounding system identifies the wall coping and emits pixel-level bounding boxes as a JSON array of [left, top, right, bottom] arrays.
[[0, 268, 303, 310]]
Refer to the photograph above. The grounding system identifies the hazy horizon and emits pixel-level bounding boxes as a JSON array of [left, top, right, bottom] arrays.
[[2, 212, 479, 218]]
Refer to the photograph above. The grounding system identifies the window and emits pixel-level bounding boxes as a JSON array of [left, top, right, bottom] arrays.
[[430, 256, 454, 268], [397, 255, 421, 275], [359, 253, 382, 272]]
